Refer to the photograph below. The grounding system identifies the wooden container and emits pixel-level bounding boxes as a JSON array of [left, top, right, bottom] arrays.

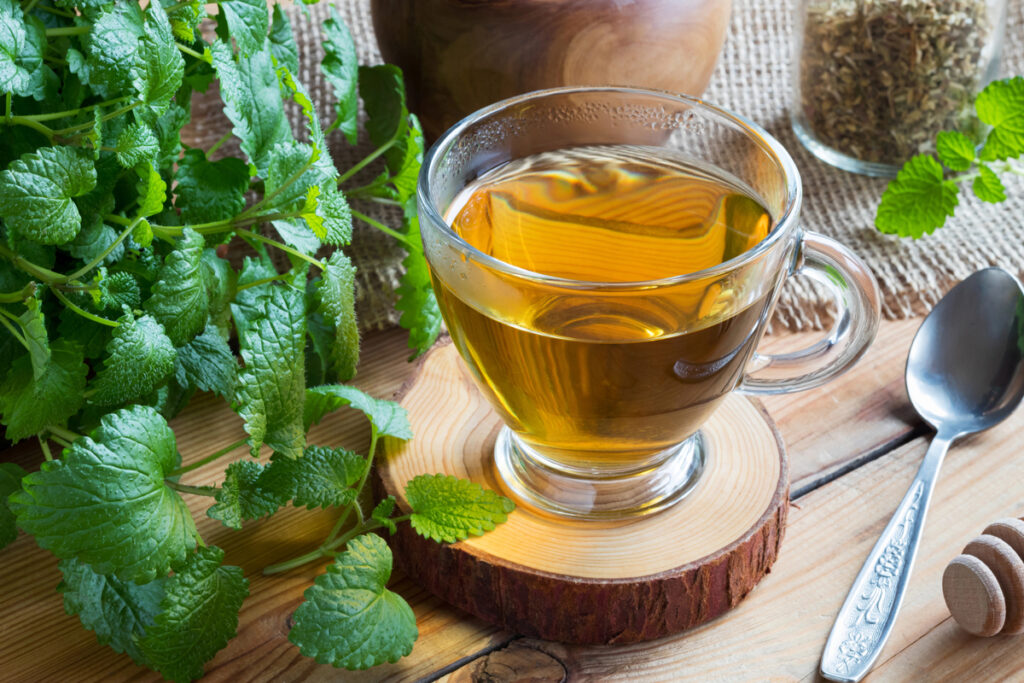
[[371, 0, 733, 140]]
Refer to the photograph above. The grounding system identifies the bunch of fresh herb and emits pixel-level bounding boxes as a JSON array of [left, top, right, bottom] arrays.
[[875, 76, 1024, 237], [0, 0, 505, 679]]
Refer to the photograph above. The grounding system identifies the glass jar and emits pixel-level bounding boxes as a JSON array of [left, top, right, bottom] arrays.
[[792, 0, 1007, 177]]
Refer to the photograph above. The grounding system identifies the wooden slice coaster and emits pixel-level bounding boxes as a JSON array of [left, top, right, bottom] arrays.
[[377, 341, 789, 645]]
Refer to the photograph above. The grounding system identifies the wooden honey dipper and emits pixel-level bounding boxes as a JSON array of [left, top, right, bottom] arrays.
[[943, 518, 1024, 636]]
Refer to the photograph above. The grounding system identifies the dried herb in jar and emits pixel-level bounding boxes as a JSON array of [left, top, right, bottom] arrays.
[[798, 0, 990, 166]]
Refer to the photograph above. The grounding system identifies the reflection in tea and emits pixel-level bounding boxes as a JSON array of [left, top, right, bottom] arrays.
[[434, 146, 776, 470]]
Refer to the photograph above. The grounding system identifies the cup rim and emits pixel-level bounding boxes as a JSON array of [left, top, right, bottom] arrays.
[[418, 86, 803, 290]]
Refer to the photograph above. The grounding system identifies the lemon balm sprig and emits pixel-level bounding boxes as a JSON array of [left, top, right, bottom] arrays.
[[875, 76, 1024, 238]]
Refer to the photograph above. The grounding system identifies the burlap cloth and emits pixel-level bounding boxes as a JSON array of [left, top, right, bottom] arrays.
[[186, 0, 1024, 333]]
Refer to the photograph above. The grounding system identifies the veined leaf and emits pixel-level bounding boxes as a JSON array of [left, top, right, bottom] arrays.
[[0, 146, 97, 245], [144, 227, 206, 346], [91, 312, 176, 406], [321, 7, 359, 145], [316, 251, 359, 381], [218, 0, 268, 57], [0, 340, 87, 443], [174, 148, 250, 224]]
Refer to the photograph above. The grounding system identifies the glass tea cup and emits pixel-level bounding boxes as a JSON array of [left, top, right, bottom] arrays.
[[418, 87, 880, 520]]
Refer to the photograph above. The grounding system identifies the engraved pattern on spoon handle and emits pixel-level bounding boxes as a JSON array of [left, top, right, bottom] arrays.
[[820, 435, 952, 683]]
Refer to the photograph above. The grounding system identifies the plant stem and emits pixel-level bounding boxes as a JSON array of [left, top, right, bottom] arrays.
[[0, 244, 63, 283], [49, 286, 119, 327], [165, 480, 219, 497], [0, 313, 28, 351], [0, 282, 37, 303], [4, 116, 55, 140], [323, 428, 379, 547], [176, 42, 206, 61], [207, 131, 233, 156], [49, 435, 73, 449], [337, 138, 397, 185], [169, 437, 249, 477], [45, 25, 89, 37], [18, 96, 130, 122], [47, 424, 83, 443], [351, 210, 412, 247], [53, 102, 139, 136], [236, 274, 286, 291], [236, 228, 324, 271], [65, 218, 140, 282], [23, 0, 42, 13], [38, 437, 53, 462], [262, 519, 390, 575]]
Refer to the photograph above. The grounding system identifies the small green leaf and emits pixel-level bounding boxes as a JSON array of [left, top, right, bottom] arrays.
[[174, 148, 251, 224], [0, 340, 87, 443], [144, 227, 206, 346], [321, 7, 359, 145], [977, 77, 1024, 161], [406, 474, 514, 543], [70, 220, 124, 266], [0, 1, 46, 99], [133, 1, 185, 122], [113, 122, 159, 169], [317, 251, 359, 381], [18, 296, 49, 380], [9, 405, 200, 582], [97, 271, 141, 312], [358, 64, 408, 171], [372, 496, 397, 535], [268, 4, 298, 76], [136, 162, 168, 218], [0, 146, 97, 245], [218, 0, 268, 57], [232, 284, 307, 459], [973, 164, 1007, 203], [91, 312, 176, 406], [875, 154, 959, 238], [137, 546, 249, 683], [86, 2, 145, 94], [289, 534, 417, 669], [303, 385, 412, 439], [935, 130, 976, 171], [263, 446, 363, 510], [395, 201, 442, 356], [162, 0, 204, 43], [173, 326, 237, 397], [58, 558, 165, 665], [0, 462, 27, 549], [211, 39, 291, 177], [207, 460, 286, 529]]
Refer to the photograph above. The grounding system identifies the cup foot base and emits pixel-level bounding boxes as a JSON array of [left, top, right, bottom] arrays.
[[493, 428, 707, 520]]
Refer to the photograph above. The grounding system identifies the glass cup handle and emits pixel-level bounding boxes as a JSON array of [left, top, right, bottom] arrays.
[[739, 231, 881, 396]]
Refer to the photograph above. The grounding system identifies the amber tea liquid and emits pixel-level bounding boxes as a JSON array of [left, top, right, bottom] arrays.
[[434, 145, 775, 470]]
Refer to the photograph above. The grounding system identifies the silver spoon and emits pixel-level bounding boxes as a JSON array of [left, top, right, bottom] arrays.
[[820, 267, 1024, 682]]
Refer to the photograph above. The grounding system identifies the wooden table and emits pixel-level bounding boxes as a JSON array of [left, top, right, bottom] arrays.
[[3, 318, 1022, 681]]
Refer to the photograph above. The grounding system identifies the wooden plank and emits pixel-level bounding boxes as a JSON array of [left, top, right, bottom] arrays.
[[440, 404, 1024, 681], [760, 317, 924, 494]]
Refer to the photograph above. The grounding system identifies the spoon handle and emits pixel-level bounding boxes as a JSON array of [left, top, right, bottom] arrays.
[[820, 434, 953, 682]]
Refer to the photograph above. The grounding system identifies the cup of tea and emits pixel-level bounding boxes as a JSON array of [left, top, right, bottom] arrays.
[[418, 87, 880, 520]]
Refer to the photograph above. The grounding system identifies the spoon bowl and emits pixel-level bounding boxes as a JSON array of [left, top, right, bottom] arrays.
[[822, 267, 1024, 683], [906, 268, 1024, 437]]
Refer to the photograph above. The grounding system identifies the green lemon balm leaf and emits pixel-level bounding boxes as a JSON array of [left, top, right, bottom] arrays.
[[58, 558, 165, 665], [91, 312, 176, 406], [86, 2, 145, 94], [321, 7, 359, 145], [114, 122, 160, 169], [288, 534, 417, 670], [977, 76, 1024, 161], [973, 164, 1007, 203], [0, 0, 45, 99], [18, 295, 50, 380], [133, 1, 185, 121], [406, 474, 514, 543], [358, 64, 408, 171], [9, 405, 200, 582], [372, 496, 397, 535], [0, 340, 87, 443], [396, 203, 442, 356], [232, 285, 307, 459], [174, 148, 251, 224], [268, 4, 299, 76], [136, 163, 168, 218], [207, 460, 287, 529], [218, 0, 268, 57], [875, 154, 959, 238], [317, 251, 359, 381], [262, 446, 363, 510], [173, 326, 237, 398], [137, 546, 249, 683], [303, 385, 412, 439], [210, 40, 291, 177], [0, 462, 27, 549], [935, 130, 976, 171], [144, 227, 207, 346], [0, 146, 97, 245]]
